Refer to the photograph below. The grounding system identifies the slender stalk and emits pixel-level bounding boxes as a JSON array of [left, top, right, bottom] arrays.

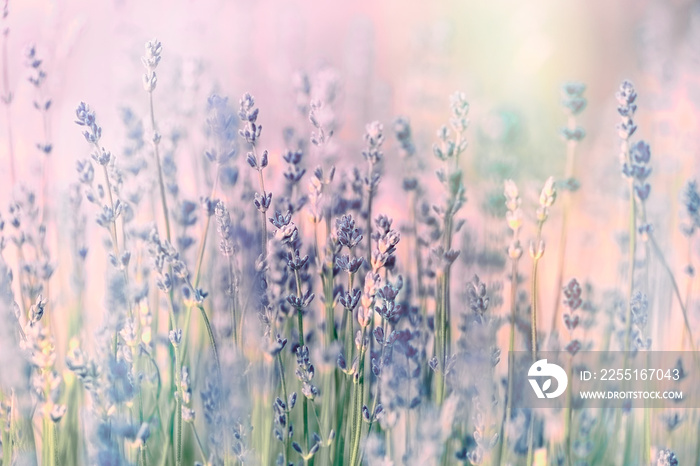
[[42, 418, 52, 466], [695, 420, 700, 466], [291, 256, 309, 450], [193, 165, 220, 289], [365, 158, 375, 270], [344, 270, 357, 373], [527, 198, 549, 464], [435, 271, 447, 405], [551, 117, 577, 336], [2, 413, 11, 465], [92, 142, 134, 319], [196, 304, 222, 376], [563, 359, 573, 466], [254, 147, 268, 259], [530, 258, 540, 358], [498, 257, 519, 464], [530, 221, 544, 360], [649, 233, 698, 354], [158, 434, 170, 466], [52, 417, 58, 466], [642, 351, 651, 465], [410, 190, 427, 318], [526, 249, 540, 466], [174, 344, 183, 466], [318, 217, 337, 347], [277, 353, 290, 465], [191, 423, 208, 465], [137, 351, 145, 466], [91, 142, 120, 255], [368, 318, 388, 417], [620, 177, 638, 466], [526, 416, 534, 466], [148, 91, 172, 244], [349, 330, 366, 466], [363, 317, 389, 457], [336, 367, 350, 465], [404, 352, 411, 459], [623, 178, 637, 355], [2, 394, 12, 462], [681, 238, 693, 349], [638, 204, 652, 465], [227, 259, 238, 346], [435, 209, 454, 406]]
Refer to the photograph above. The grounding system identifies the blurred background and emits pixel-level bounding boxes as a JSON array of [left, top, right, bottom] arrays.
[[2, 0, 700, 350]]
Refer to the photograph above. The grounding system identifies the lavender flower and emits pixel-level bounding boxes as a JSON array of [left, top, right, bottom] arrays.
[[336, 214, 363, 249], [215, 201, 235, 257], [561, 82, 587, 115], [616, 80, 638, 141], [656, 448, 679, 466], [205, 94, 238, 165], [238, 93, 262, 144], [295, 345, 319, 400], [681, 179, 700, 236], [623, 140, 652, 202], [141, 39, 162, 92], [393, 116, 416, 157], [75, 102, 102, 144]]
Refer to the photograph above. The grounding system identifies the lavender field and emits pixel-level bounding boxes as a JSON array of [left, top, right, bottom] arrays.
[[1, 0, 700, 465]]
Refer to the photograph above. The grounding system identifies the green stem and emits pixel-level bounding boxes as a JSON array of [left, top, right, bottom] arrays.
[[148, 90, 172, 244], [368, 319, 388, 417], [195, 304, 221, 376], [526, 416, 534, 466], [649, 234, 698, 353], [681, 239, 693, 349], [526, 222, 544, 464], [551, 118, 577, 336], [435, 272, 447, 405], [531, 259, 539, 359], [53, 419, 58, 466], [253, 146, 268, 259], [349, 337, 366, 466], [193, 165, 220, 290], [228, 259, 238, 347], [435, 205, 454, 406], [620, 176, 637, 466], [174, 345, 183, 466], [366, 161, 374, 269], [291, 262, 309, 451], [158, 431, 170, 466], [642, 351, 651, 465], [93, 147, 134, 363], [2, 425, 11, 466], [498, 257, 519, 465], [277, 353, 290, 464], [42, 418, 50, 466], [191, 423, 208, 464], [360, 318, 391, 465], [624, 178, 636, 355], [695, 420, 700, 466], [564, 359, 573, 466]]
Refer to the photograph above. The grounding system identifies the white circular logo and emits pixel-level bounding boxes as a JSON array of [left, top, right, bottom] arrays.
[[528, 359, 568, 399]]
